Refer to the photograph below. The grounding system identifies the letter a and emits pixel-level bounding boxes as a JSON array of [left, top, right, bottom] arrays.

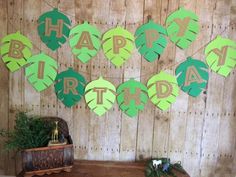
[[76, 31, 94, 50], [184, 66, 203, 86]]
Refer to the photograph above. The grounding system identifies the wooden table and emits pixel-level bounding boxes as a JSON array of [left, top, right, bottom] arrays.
[[18, 160, 146, 177]]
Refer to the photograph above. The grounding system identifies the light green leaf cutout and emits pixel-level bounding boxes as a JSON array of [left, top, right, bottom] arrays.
[[102, 26, 134, 67], [69, 21, 101, 63], [54, 68, 86, 107], [1, 31, 33, 72], [38, 8, 71, 51], [205, 36, 236, 77], [135, 20, 168, 62], [175, 57, 209, 97], [85, 77, 116, 116], [117, 79, 148, 117], [147, 71, 179, 110], [166, 7, 199, 49], [25, 53, 58, 92]]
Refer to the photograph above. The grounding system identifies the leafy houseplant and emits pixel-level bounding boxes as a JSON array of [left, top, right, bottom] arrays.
[[0, 112, 53, 151], [0, 112, 74, 177], [145, 158, 189, 177]]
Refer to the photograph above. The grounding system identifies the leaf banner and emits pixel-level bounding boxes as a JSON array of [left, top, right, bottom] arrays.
[[1, 31, 33, 72], [102, 26, 134, 67], [25, 53, 58, 92], [166, 7, 199, 49], [85, 77, 116, 116], [117, 79, 148, 117], [147, 71, 179, 110], [37, 8, 71, 51], [175, 57, 209, 97], [69, 21, 101, 63], [54, 68, 86, 107], [135, 20, 167, 62], [205, 36, 236, 77]]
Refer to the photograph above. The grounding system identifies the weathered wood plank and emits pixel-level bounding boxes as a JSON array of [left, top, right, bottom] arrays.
[[56, 0, 75, 152], [229, 1, 236, 174], [73, 0, 101, 160], [166, 0, 186, 165], [7, 0, 24, 175], [40, 0, 58, 117], [13, 0, 43, 174], [136, 0, 158, 161], [0, 0, 9, 173], [215, 0, 236, 176], [23, 0, 41, 116], [90, 0, 122, 161], [72, 0, 93, 160], [151, 0, 170, 160], [180, 0, 207, 176], [119, 0, 143, 161], [89, 0, 108, 160], [200, 0, 232, 176]]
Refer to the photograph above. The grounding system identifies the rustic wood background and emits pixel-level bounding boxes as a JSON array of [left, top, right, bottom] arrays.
[[0, 0, 235, 176]]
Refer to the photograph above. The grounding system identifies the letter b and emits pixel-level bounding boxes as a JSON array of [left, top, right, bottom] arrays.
[[9, 40, 24, 59]]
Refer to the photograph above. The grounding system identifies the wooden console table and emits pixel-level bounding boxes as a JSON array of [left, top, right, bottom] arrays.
[[17, 160, 190, 177], [17, 160, 146, 177]]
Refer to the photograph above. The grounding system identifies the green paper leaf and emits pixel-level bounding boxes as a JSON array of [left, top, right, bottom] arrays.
[[1, 31, 33, 72], [117, 79, 148, 117], [166, 7, 199, 49], [54, 68, 86, 107], [135, 20, 168, 62], [69, 21, 101, 63], [205, 36, 236, 77], [102, 26, 134, 67], [84, 77, 116, 116], [147, 71, 179, 110], [25, 53, 58, 92], [175, 57, 209, 97], [38, 8, 71, 51]]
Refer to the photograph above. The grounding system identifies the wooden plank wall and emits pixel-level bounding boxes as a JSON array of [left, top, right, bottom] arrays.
[[0, 0, 235, 176]]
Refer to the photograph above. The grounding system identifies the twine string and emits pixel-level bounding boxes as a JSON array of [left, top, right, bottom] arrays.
[[4, 0, 235, 79]]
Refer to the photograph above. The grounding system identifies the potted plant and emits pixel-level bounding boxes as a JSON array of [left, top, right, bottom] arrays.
[[0, 112, 74, 177], [145, 158, 190, 177]]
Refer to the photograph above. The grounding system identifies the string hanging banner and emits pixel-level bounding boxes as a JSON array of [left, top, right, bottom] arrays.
[[175, 57, 209, 97], [25, 53, 58, 92], [1, 31, 33, 72], [54, 68, 87, 107], [117, 79, 148, 117], [0, 6, 235, 118], [69, 21, 101, 63], [37, 8, 71, 51], [205, 36, 236, 77], [135, 20, 168, 62], [166, 7, 199, 49], [85, 77, 116, 116]]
